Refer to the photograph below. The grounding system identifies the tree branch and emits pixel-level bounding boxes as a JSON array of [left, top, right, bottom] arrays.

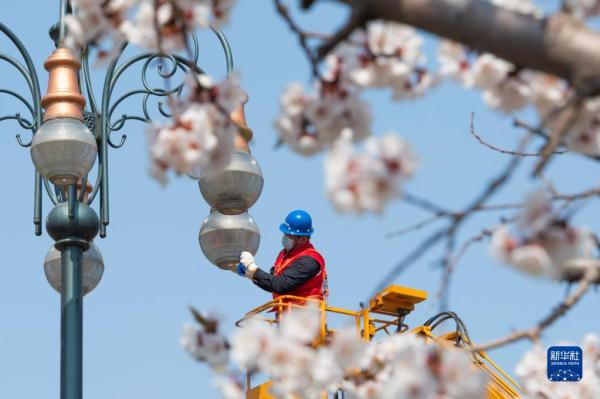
[[309, 0, 600, 85], [514, 118, 600, 163], [316, 0, 369, 59], [470, 113, 567, 157], [532, 98, 584, 176], [470, 265, 600, 353], [274, 0, 322, 79]]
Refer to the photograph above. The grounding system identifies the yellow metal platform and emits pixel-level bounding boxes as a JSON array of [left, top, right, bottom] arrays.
[[368, 285, 427, 315], [236, 285, 522, 399]]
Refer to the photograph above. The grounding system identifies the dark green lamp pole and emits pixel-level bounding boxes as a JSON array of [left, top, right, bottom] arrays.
[[0, 1, 234, 398], [47, 199, 99, 399]]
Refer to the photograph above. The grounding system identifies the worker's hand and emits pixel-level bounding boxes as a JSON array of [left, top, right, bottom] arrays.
[[240, 251, 258, 278]]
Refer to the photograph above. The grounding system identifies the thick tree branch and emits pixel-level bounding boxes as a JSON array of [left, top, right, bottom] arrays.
[[316, 0, 369, 58], [309, 0, 600, 84]]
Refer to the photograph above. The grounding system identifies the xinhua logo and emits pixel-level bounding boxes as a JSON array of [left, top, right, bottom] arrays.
[[547, 346, 583, 382]]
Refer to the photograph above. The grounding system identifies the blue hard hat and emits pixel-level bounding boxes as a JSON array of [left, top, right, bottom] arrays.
[[279, 210, 314, 236]]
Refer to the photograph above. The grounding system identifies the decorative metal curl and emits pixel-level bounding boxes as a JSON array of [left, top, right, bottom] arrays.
[[86, 35, 204, 237], [0, 65, 37, 147], [0, 22, 48, 234], [76, 28, 233, 238], [2, 4, 237, 241]]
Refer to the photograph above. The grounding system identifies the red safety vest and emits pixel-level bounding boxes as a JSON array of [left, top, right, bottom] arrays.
[[272, 242, 327, 306]]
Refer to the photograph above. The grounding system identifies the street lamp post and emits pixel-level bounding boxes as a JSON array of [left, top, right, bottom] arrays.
[[0, 1, 262, 398]]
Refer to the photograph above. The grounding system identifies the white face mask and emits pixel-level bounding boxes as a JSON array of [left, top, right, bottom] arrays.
[[282, 235, 295, 250]]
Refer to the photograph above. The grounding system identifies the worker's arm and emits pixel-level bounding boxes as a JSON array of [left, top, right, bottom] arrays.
[[251, 256, 320, 294]]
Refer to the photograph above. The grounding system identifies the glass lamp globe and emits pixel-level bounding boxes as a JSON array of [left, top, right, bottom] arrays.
[[44, 242, 104, 295], [199, 210, 260, 271], [31, 118, 97, 186], [198, 151, 264, 215]]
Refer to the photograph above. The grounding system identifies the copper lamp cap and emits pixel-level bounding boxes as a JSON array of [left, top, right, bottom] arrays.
[[230, 104, 253, 153], [41, 47, 85, 121]]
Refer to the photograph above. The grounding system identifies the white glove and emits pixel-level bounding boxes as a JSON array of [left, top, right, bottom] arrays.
[[240, 251, 258, 278]]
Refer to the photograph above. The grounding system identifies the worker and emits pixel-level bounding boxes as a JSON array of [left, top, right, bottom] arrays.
[[236, 210, 328, 307]]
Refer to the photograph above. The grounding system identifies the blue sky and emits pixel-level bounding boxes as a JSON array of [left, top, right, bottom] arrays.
[[0, 1, 598, 398]]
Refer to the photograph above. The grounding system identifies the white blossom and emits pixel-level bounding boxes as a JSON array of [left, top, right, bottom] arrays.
[[279, 82, 309, 117], [180, 323, 229, 369], [526, 72, 569, 118], [467, 54, 512, 90], [437, 40, 471, 84], [307, 85, 372, 144], [516, 335, 600, 398], [120, 1, 188, 52], [493, 226, 596, 279], [230, 319, 275, 371], [343, 334, 487, 399], [489, 189, 597, 280], [489, 225, 517, 263], [259, 338, 315, 396], [147, 102, 234, 183], [392, 71, 435, 100], [65, 0, 133, 54], [365, 133, 419, 179], [563, 98, 600, 156], [564, 0, 600, 19], [508, 244, 553, 277], [517, 188, 553, 235], [232, 312, 319, 397], [325, 130, 418, 214], [274, 82, 372, 156], [482, 76, 532, 113], [67, 0, 236, 53], [147, 73, 245, 184], [541, 225, 596, 279], [214, 377, 244, 399], [331, 21, 433, 99], [280, 306, 321, 344], [228, 309, 487, 399]]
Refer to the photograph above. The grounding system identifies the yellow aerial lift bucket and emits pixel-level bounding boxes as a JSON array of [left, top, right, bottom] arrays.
[[237, 285, 523, 399]]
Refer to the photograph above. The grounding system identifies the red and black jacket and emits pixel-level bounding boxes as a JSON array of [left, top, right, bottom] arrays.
[[252, 242, 327, 302]]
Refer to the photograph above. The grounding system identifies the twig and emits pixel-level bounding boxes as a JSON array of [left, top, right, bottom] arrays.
[[438, 232, 457, 311], [460, 134, 530, 215], [273, 0, 322, 79], [553, 187, 600, 202], [435, 184, 600, 306], [385, 202, 520, 238], [371, 228, 447, 297], [437, 227, 497, 308], [386, 214, 444, 238], [431, 134, 529, 306], [387, 201, 521, 239], [402, 191, 450, 215], [470, 203, 523, 212], [513, 118, 548, 138], [514, 118, 600, 162], [377, 135, 529, 296], [470, 113, 566, 157], [470, 266, 599, 352], [388, 199, 521, 239], [533, 95, 583, 176], [316, 0, 368, 59]]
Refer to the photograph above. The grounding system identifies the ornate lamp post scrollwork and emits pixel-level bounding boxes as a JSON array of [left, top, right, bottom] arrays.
[[0, 1, 262, 398]]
